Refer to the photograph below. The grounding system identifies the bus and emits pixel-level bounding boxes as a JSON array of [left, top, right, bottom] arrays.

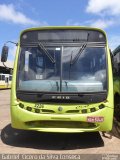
[[0, 73, 12, 89], [1, 26, 114, 132], [112, 46, 120, 121]]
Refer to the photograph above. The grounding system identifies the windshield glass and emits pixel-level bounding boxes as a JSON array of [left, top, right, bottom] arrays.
[[17, 45, 107, 93]]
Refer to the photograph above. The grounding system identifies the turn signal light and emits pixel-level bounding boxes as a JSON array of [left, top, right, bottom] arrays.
[[35, 108, 40, 113], [26, 106, 32, 111], [81, 109, 87, 113], [90, 108, 96, 112]]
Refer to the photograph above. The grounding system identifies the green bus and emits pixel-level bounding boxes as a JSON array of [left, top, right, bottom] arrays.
[[112, 46, 120, 121], [1, 26, 114, 132]]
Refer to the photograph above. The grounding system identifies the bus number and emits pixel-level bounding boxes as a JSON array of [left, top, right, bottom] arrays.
[[35, 104, 44, 108]]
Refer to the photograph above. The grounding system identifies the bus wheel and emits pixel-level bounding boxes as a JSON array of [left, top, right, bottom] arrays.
[[114, 118, 120, 137]]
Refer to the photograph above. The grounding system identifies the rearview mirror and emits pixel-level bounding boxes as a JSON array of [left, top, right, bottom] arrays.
[[1, 45, 9, 62]]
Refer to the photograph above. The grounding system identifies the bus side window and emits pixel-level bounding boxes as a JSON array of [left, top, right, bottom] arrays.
[[118, 63, 120, 76], [2, 75, 5, 81], [113, 51, 120, 76], [9, 76, 12, 81], [109, 49, 114, 72]]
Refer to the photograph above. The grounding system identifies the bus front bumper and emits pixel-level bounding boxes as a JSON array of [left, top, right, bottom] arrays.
[[11, 105, 113, 133]]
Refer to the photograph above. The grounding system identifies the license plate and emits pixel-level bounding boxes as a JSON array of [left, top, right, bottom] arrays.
[[87, 116, 104, 122]]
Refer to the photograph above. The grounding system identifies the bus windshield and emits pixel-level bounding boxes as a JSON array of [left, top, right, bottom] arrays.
[[17, 44, 107, 93]]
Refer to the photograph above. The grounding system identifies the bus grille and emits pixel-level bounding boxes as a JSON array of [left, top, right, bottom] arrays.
[[25, 121, 97, 128]]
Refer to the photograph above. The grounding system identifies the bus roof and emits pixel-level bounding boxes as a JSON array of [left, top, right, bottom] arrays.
[[20, 26, 106, 36]]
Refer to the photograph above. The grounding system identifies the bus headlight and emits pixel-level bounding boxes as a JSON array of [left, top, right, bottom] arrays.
[[35, 108, 40, 113], [19, 103, 24, 108], [99, 104, 105, 109], [90, 108, 96, 112], [81, 109, 87, 113], [26, 106, 32, 111]]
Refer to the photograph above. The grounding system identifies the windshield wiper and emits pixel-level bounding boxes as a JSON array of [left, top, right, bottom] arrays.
[[70, 43, 87, 65], [70, 33, 89, 65], [69, 44, 87, 79], [38, 42, 55, 63], [69, 35, 89, 79]]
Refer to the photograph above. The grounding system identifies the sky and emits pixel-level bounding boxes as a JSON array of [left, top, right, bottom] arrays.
[[0, 0, 120, 63]]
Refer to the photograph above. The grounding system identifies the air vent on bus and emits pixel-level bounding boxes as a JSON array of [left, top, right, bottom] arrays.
[[25, 120, 97, 129]]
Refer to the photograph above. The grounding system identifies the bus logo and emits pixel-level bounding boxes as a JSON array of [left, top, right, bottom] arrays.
[[58, 106, 63, 111], [35, 104, 44, 108]]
